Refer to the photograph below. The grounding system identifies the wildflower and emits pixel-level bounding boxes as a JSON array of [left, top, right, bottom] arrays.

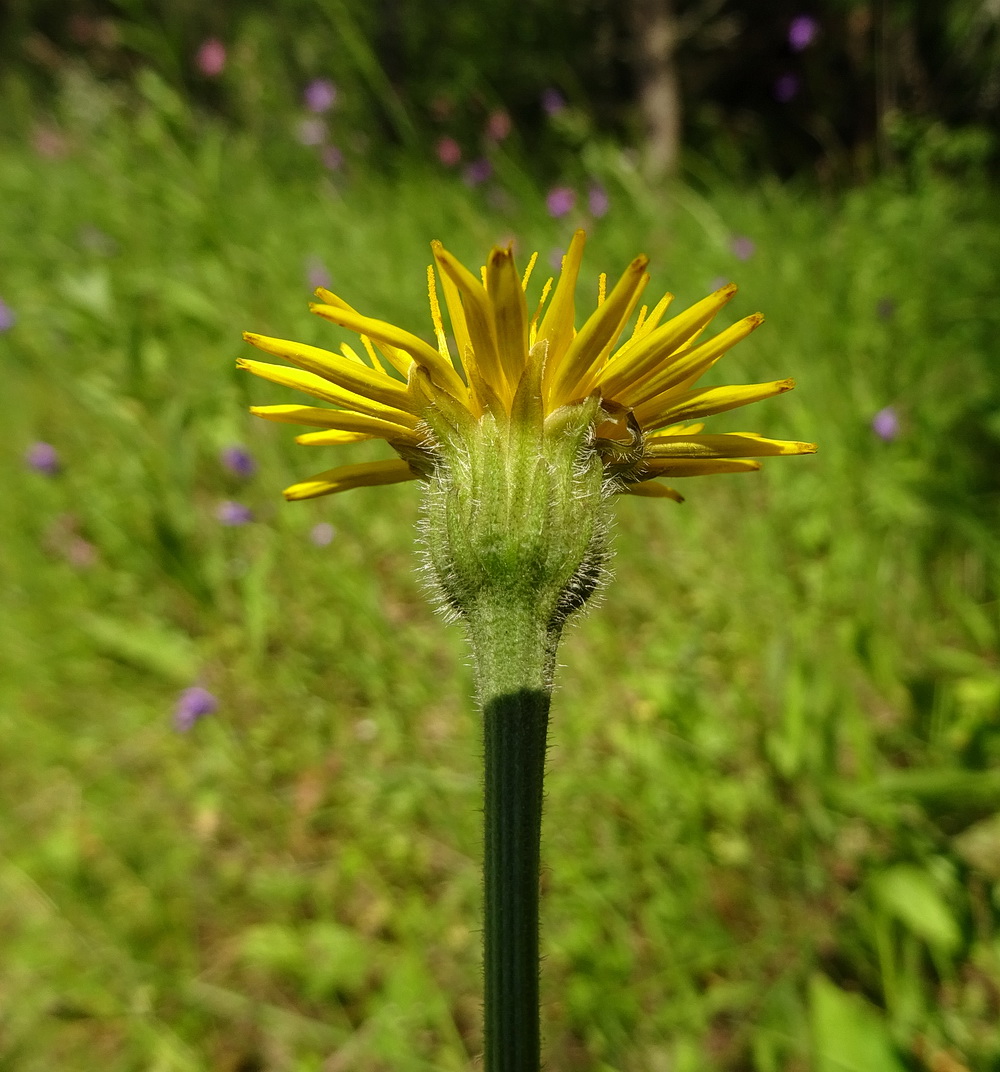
[[0, 298, 15, 332], [174, 686, 218, 732], [486, 109, 512, 143], [195, 38, 226, 77], [773, 74, 800, 103], [587, 184, 610, 218], [872, 406, 899, 442], [436, 136, 462, 167], [730, 235, 756, 261], [25, 441, 60, 475], [310, 521, 336, 546], [321, 145, 344, 171], [216, 500, 253, 525], [297, 118, 327, 147], [463, 158, 492, 186], [31, 126, 68, 159], [546, 186, 576, 218], [305, 256, 332, 291], [238, 230, 814, 506], [541, 88, 566, 117], [220, 445, 256, 478], [788, 15, 819, 51], [304, 78, 337, 114]]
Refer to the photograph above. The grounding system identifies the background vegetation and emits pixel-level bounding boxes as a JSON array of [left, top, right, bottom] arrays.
[[3, 2, 1000, 1070]]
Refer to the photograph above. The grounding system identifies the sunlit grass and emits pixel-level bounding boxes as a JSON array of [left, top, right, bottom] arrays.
[[3, 87, 1000, 1071]]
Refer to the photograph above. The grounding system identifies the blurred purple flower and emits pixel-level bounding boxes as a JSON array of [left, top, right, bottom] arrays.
[[297, 117, 327, 147], [485, 109, 512, 143], [774, 74, 800, 103], [463, 158, 492, 186], [546, 186, 576, 218], [25, 441, 60, 475], [174, 686, 218, 732], [587, 184, 609, 218], [730, 235, 756, 261], [216, 500, 253, 526], [872, 407, 900, 442], [549, 248, 566, 271], [321, 145, 344, 171], [220, 445, 256, 478], [436, 136, 461, 167], [789, 15, 819, 51], [31, 126, 68, 159], [876, 297, 897, 321], [195, 38, 226, 78], [306, 256, 332, 290], [541, 88, 566, 117], [310, 522, 336, 547], [304, 78, 337, 114], [0, 298, 15, 332]]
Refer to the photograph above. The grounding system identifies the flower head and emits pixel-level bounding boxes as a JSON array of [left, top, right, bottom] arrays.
[[872, 406, 899, 442], [541, 88, 566, 117], [546, 186, 576, 218], [730, 235, 756, 261], [174, 686, 217, 732], [304, 78, 337, 114], [588, 185, 610, 218], [220, 445, 256, 478], [216, 500, 254, 525], [788, 15, 819, 51], [0, 298, 15, 332], [436, 136, 462, 167], [239, 231, 814, 505], [463, 158, 492, 186], [195, 38, 226, 77], [25, 441, 60, 475], [773, 74, 800, 103]]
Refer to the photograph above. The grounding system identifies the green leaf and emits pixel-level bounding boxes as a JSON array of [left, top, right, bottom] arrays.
[[809, 974, 906, 1072]]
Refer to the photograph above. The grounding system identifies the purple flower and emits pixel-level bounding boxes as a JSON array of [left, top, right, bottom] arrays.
[[220, 445, 256, 478], [174, 686, 218, 732], [436, 136, 461, 167], [305, 256, 332, 290], [730, 235, 756, 261], [463, 158, 493, 186], [587, 184, 609, 218], [773, 74, 800, 103], [25, 441, 60, 475], [310, 522, 336, 547], [216, 500, 253, 526], [0, 298, 15, 332], [872, 406, 900, 442], [321, 145, 344, 171], [546, 186, 576, 218], [297, 117, 327, 147], [304, 78, 337, 114], [788, 15, 819, 52], [541, 88, 566, 117], [195, 38, 226, 78], [485, 109, 512, 143], [549, 248, 566, 271], [876, 297, 897, 321]]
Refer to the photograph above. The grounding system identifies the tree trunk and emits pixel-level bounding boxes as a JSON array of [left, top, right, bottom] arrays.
[[629, 0, 682, 179]]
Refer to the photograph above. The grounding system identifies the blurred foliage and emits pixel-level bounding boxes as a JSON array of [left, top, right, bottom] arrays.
[[1, 0, 999, 179]]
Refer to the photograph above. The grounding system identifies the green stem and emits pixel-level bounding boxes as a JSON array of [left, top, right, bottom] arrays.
[[467, 601, 559, 1072]]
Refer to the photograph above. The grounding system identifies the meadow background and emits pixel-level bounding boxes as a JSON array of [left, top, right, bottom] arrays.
[[3, 1, 1000, 1069]]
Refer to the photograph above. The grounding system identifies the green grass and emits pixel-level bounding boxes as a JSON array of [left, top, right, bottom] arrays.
[[4, 79, 1000, 1071]]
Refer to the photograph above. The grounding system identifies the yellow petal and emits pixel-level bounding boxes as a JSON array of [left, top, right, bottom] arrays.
[[289, 410, 422, 443], [549, 256, 650, 405], [645, 431, 816, 459], [296, 430, 374, 445], [537, 230, 586, 368], [309, 303, 467, 399], [243, 332, 415, 414], [485, 246, 529, 390], [640, 458, 763, 478], [636, 379, 796, 429], [618, 313, 764, 407], [598, 283, 738, 398], [283, 459, 418, 501], [237, 357, 420, 426], [430, 254, 474, 384], [619, 481, 685, 502]]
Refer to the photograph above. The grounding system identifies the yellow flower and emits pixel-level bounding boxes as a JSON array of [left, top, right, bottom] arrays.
[[239, 230, 814, 503]]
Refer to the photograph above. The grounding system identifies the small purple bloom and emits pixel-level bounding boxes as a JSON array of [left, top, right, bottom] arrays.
[[546, 186, 576, 218], [0, 298, 15, 332], [297, 117, 327, 147], [220, 445, 256, 478], [174, 686, 218, 732], [304, 78, 337, 114], [773, 74, 800, 103], [25, 441, 60, 475], [216, 500, 253, 526], [587, 184, 609, 218], [485, 109, 512, 143], [730, 235, 756, 261], [306, 256, 332, 290], [788, 15, 819, 52], [463, 158, 492, 186], [876, 297, 896, 321], [872, 406, 900, 442], [541, 88, 566, 117], [195, 38, 226, 78], [310, 522, 336, 546], [321, 145, 344, 171], [436, 136, 461, 167]]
